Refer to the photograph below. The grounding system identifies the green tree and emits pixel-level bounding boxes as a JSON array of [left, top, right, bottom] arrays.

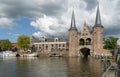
[[104, 36, 118, 50], [17, 35, 30, 50], [0, 40, 12, 51]]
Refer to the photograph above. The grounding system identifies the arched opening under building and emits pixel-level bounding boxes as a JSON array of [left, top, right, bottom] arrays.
[[80, 48, 90, 58], [79, 39, 85, 45], [86, 38, 91, 45]]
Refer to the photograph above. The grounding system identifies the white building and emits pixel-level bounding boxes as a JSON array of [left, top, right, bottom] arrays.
[[31, 36, 67, 52]]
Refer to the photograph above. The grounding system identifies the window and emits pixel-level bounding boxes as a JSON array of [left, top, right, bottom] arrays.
[[51, 44, 54, 48], [46, 45, 48, 49], [86, 38, 91, 45], [84, 28, 86, 31], [55, 44, 58, 49], [59, 44, 61, 47], [63, 44, 65, 47], [79, 39, 85, 45], [55, 38, 58, 42], [39, 47, 41, 49], [56, 39, 58, 42]]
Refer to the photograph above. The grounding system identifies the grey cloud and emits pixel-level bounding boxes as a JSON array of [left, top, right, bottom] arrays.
[[0, 0, 67, 18], [104, 24, 120, 36], [116, 0, 120, 12], [40, 3, 64, 16], [104, 14, 120, 36], [49, 25, 57, 30], [0, 1, 42, 18], [84, 0, 97, 10]]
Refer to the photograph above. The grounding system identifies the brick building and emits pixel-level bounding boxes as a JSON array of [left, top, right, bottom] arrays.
[[69, 4, 104, 57]]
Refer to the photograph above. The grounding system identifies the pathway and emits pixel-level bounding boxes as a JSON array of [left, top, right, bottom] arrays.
[[101, 61, 118, 77]]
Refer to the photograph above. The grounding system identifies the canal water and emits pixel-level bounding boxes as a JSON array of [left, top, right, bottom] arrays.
[[0, 57, 104, 77]]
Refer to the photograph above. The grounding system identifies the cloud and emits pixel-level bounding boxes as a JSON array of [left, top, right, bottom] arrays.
[[31, 15, 68, 36], [0, 17, 15, 29], [84, 0, 97, 10], [29, 0, 120, 38], [0, 0, 67, 18], [0, 0, 120, 40], [32, 31, 46, 39]]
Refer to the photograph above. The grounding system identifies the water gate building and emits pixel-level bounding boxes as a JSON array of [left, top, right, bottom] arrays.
[[69, 4, 103, 57]]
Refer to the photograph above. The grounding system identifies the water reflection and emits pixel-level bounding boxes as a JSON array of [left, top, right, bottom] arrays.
[[67, 57, 102, 77], [0, 57, 103, 77]]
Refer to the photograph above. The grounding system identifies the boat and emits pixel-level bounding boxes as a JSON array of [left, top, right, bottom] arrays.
[[49, 53, 62, 57], [0, 51, 16, 57], [27, 53, 38, 57]]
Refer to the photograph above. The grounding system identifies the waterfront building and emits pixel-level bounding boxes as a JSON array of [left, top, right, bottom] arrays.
[[31, 36, 67, 53], [69, 4, 104, 57]]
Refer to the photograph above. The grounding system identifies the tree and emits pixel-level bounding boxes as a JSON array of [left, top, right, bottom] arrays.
[[104, 36, 118, 50], [17, 35, 30, 50], [0, 40, 12, 51]]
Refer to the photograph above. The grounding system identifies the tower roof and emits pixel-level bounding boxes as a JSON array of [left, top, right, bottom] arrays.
[[84, 21, 87, 26], [95, 3, 101, 26], [69, 10, 77, 30]]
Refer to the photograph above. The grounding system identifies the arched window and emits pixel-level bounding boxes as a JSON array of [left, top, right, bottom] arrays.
[[55, 38, 58, 42], [86, 38, 91, 45], [79, 39, 85, 45]]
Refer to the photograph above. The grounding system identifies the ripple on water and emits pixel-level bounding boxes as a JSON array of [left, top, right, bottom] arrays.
[[0, 57, 103, 77]]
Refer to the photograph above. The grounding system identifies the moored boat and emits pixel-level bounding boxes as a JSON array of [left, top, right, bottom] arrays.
[[0, 51, 16, 57], [49, 53, 62, 57], [27, 53, 38, 57]]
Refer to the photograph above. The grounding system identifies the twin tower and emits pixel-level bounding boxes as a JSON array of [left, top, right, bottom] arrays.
[[69, 4, 104, 57]]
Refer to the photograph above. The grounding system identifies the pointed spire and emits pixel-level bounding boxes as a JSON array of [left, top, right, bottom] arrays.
[[84, 21, 87, 26], [95, 2, 101, 25], [70, 10, 77, 29]]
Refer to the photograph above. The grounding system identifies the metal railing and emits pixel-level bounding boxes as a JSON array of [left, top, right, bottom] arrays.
[[101, 64, 112, 77]]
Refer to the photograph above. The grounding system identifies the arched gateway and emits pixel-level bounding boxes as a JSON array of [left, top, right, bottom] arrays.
[[69, 4, 104, 57], [80, 48, 90, 58]]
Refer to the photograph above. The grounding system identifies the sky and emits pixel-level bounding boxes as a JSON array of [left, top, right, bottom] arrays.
[[0, 0, 120, 44]]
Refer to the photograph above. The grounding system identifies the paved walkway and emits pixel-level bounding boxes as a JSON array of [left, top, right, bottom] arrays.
[[101, 61, 118, 77], [105, 70, 116, 77]]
